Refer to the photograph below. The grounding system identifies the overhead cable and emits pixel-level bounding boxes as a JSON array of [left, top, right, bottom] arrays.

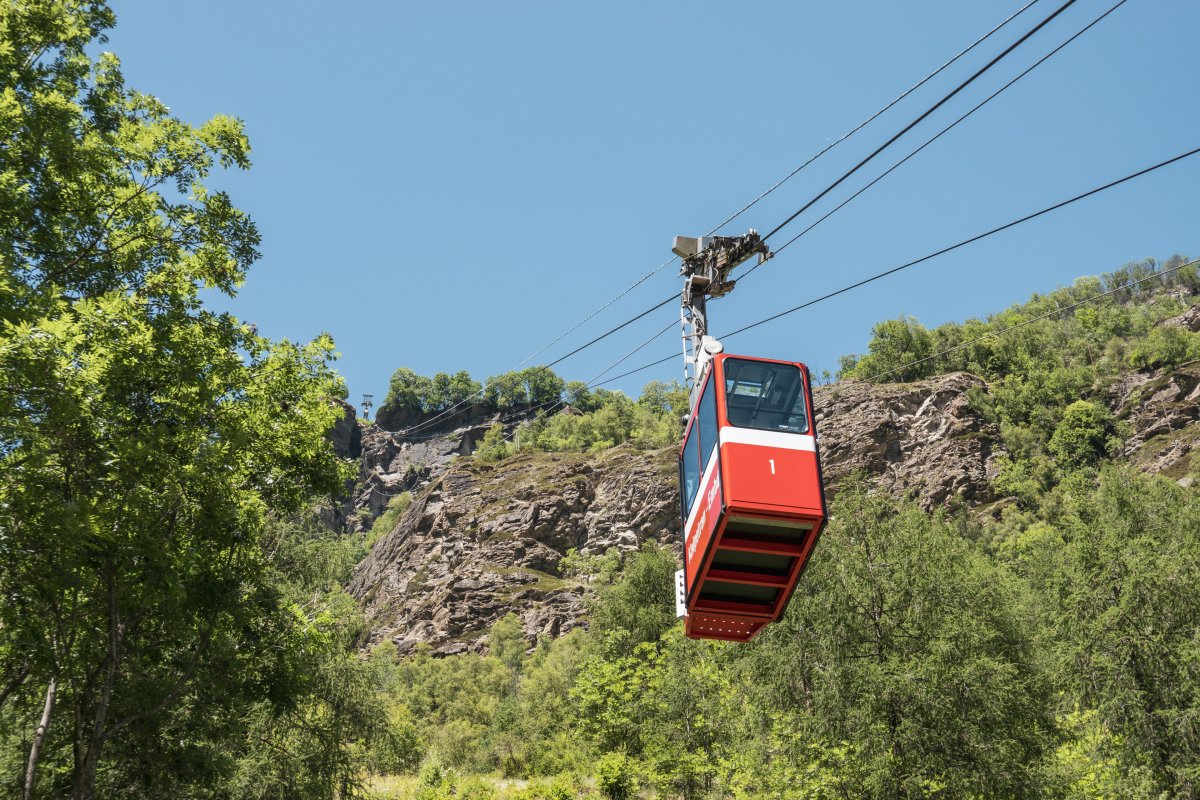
[[711, 0, 1043, 235], [594, 145, 1200, 385], [545, 296, 676, 369], [495, 319, 679, 447], [595, 354, 678, 389], [738, 0, 1131, 282], [726, 146, 1200, 340], [392, 2, 1054, 435], [761, 0, 1081, 244], [535, 0, 1051, 374]]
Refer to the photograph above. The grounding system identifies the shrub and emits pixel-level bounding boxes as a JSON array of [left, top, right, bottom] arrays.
[[1127, 325, 1200, 369], [1048, 401, 1120, 469], [366, 492, 414, 550], [385, 367, 482, 413], [385, 367, 435, 412], [595, 752, 636, 800], [484, 367, 565, 411], [475, 423, 511, 462]]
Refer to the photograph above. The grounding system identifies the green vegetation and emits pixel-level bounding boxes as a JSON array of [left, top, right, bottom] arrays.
[[384, 362, 686, 459], [3, 2, 1198, 798], [839, 256, 1200, 387], [367, 492, 415, 550], [383, 367, 564, 415], [386, 369, 485, 414], [0, 4, 372, 797], [517, 381, 688, 454], [470, 380, 688, 462], [365, 466, 1200, 800], [363, 263, 1200, 799], [842, 256, 1199, 503]]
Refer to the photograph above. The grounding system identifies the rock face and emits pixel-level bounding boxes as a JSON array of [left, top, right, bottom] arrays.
[[1109, 361, 1200, 480], [346, 363, 1200, 653], [348, 447, 678, 654], [347, 371, 1009, 653], [1160, 304, 1200, 333], [812, 372, 1002, 509], [340, 403, 548, 535], [329, 400, 362, 460], [346, 424, 492, 533], [373, 401, 496, 436]]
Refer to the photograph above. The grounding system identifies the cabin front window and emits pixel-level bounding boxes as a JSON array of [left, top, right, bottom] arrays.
[[723, 358, 810, 434]]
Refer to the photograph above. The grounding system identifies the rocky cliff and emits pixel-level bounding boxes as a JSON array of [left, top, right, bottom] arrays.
[[344, 356, 1200, 653], [347, 446, 678, 654]]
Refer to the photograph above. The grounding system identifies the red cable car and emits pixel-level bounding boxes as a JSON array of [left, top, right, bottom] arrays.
[[677, 353, 827, 642]]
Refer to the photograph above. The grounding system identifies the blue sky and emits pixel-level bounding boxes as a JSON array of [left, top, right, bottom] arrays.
[[106, 0, 1199, 408]]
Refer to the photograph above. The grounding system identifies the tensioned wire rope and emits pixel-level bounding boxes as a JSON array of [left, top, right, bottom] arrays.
[[734, 0, 1132, 284], [505, 0, 1076, 388], [490, 319, 681, 450], [484, 250, 1200, 451], [392, 1, 1044, 437], [579, 0, 1131, 382], [589, 145, 1200, 388], [537, 0, 1052, 368], [526, 0, 1046, 366], [760, 0, 1081, 245]]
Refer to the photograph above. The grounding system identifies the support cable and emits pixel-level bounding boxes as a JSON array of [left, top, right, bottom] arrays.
[[594, 146, 1200, 385], [738, 0, 1131, 282], [761, 0, 1081, 244], [726, 146, 1200, 340], [711, 0, 1043, 235], [390, 2, 1052, 435], [544, 296, 676, 369], [495, 319, 680, 447]]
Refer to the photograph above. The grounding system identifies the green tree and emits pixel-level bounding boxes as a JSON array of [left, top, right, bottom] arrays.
[[589, 542, 679, 654], [0, 4, 351, 796], [523, 366, 565, 407], [744, 483, 1057, 799], [1050, 468, 1200, 797], [841, 316, 934, 381], [488, 614, 527, 674], [474, 423, 511, 462], [485, 371, 528, 410], [1048, 400, 1120, 470], [1127, 324, 1199, 369], [501, 630, 593, 776], [385, 367, 436, 412]]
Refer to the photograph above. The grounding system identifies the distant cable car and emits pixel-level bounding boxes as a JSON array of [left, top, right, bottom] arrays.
[[676, 351, 826, 642]]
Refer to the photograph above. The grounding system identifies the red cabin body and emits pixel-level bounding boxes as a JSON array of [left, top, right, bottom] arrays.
[[678, 354, 827, 641]]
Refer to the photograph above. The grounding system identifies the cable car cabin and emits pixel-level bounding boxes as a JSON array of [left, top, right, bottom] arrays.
[[677, 354, 826, 642]]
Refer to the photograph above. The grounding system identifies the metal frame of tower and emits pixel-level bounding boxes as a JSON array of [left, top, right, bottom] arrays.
[[672, 230, 771, 407]]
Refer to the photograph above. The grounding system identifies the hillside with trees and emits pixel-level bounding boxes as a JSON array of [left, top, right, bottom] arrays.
[[2, 3, 1199, 800], [338, 258, 1200, 800]]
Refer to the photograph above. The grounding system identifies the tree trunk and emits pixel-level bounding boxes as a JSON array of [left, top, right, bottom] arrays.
[[0, 660, 31, 711], [71, 566, 121, 800], [24, 674, 57, 800], [71, 653, 115, 800]]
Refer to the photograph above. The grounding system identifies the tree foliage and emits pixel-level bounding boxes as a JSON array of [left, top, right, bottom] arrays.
[[0, 3, 364, 796], [840, 257, 1198, 387]]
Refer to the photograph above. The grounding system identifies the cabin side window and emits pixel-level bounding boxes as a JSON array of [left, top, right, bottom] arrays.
[[680, 415, 701, 514], [723, 358, 810, 434], [697, 375, 718, 468]]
